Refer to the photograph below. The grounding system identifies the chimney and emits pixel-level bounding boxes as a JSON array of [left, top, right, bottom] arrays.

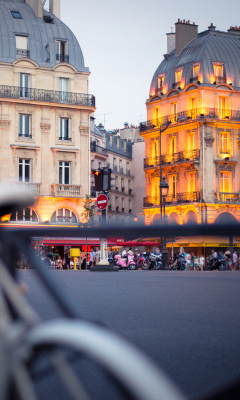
[[227, 26, 240, 35], [166, 30, 175, 53], [175, 19, 198, 56], [25, 0, 43, 18], [208, 23, 216, 31], [49, 0, 60, 19]]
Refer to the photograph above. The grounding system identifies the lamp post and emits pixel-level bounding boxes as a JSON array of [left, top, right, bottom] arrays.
[[159, 120, 171, 252], [160, 176, 169, 270]]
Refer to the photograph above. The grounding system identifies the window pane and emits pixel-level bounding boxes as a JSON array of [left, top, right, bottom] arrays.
[[25, 163, 30, 182], [25, 115, 29, 137], [65, 165, 70, 184], [59, 163, 63, 183]]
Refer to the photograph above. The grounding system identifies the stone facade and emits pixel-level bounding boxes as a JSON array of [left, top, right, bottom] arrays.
[[0, 0, 95, 225]]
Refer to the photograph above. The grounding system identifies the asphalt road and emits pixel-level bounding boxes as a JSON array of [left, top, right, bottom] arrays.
[[18, 269, 240, 400]]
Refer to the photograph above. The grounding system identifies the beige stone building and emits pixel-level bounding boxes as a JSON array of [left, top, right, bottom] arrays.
[[0, 0, 95, 225], [141, 20, 240, 225]]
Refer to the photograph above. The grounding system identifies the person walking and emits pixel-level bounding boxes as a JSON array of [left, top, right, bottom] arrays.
[[65, 251, 70, 270], [89, 248, 96, 268], [185, 251, 191, 271], [224, 249, 232, 270], [233, 251, 238, 270], [199, 254, 205, 271]]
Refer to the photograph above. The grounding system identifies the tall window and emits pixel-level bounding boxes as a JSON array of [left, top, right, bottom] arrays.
[[19, 114, 31, 138], [171, 103, 177, 122], [214, 64, 223, 78], [169, 137, 176, 154], [10, 207, 38, 222], [220, 172, 231, 192], [152, 177, 159, 198], [59, 78, 69, 102], [220, 132, 229, 154], [51, 208, 77, 223], [188, 172, 196, 192], [59, 118, 70, 140], [187, 133, 195, 151], [19, 73, 30, 98], [56, 40, 68, 62], [219, 97, 228, 119], [59, 161, 70, 184], [175, 69, 182, 83], [158, 74, 164, 89], [152, 140, 159, 157], [19, 159, 31, 182], [169, 175, 177, 200], [154, 107, 159, 126]]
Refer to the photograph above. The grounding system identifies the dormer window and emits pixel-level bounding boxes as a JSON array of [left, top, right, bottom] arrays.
[[157, 74, 165, 91], [15, 35, 29, 58], [173, 68, 183, 89], [190, 63, 200, 83], [213, 62, 226, 84], [56, 40, 69, 63], [11, 11, 22, 19]]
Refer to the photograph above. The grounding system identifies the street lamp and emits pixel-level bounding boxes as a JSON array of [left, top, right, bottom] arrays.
[[160, 177, 169, 270]]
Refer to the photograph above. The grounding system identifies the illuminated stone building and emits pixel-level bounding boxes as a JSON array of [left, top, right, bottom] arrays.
[[0, 0, 95, 225], [140, 20, 240, 225]]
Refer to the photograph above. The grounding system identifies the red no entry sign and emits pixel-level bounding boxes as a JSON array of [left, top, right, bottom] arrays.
[[96, 194, 108, 210]]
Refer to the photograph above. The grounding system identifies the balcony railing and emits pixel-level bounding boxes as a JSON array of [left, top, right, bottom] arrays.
[[56, 54, 69, 63], [51, 184, 81, 198], [90, 142, 107, 156], [17, 49, 30, 58], [12, 182, 41, 195], [144, 149, 200, 169], [0, 85, 95, 107], [140, 108, 240, 132], [214, 192, 240, 203], [214, 76, 226, 84], [143, 191, 200, 207]]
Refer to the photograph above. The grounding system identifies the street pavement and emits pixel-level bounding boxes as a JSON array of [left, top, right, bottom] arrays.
[[18, 270, 240, 400]]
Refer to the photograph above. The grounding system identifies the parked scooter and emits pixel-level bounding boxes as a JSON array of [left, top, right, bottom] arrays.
[[207, 252, 226, 271], [114, 253, 136, 270]]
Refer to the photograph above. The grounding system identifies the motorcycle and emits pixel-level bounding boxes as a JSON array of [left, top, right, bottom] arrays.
[[171, 253, 186, 270], [207, 252, 226, 271], [114, 253, 136, 270], [142, 250, 162, 270]]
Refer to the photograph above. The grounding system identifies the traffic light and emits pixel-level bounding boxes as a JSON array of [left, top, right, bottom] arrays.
[[91, 169, 103, 191], [102, 167, 111, 191]]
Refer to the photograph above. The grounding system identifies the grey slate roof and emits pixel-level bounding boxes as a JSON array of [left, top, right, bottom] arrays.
[[0, 0, 88, 71], [105, 133, 133, 159], [150, 29, 240, 95]]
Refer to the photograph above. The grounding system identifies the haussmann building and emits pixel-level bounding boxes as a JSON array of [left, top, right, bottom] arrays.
[[140, 19, 240, 226]]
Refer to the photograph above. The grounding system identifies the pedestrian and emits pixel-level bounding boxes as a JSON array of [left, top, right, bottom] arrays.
[[224, 249, 232, 270], [185, 251, 191, 271], [95, 247, 101, 264], [122, 247, 127, 257], [199, 254, 205, 271], [232, 251, 238, 270], [128, 247, 133, 255], [65, 251, 70, 270], [56, 255, 63, 270], [89, 248, 96, 267]]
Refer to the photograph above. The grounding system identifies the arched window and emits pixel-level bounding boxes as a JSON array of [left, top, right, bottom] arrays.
[[214, 212, 238, 224], [184, 210, 197, 224], [51, 208, 77, 224], [10, 208, 38, 222]]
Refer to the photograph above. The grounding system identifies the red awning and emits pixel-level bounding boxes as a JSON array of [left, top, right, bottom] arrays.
[[117, 241, 161, 247]]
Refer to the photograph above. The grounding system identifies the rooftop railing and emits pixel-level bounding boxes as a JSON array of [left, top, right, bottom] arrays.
[[144, 149, 200, 169], [90, 142, 108, 156], [0, 85, 95, 107], [139, 108, 240, 132]]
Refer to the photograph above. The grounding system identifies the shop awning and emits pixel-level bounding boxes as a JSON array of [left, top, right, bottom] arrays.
[[166, 236, 240, 248]]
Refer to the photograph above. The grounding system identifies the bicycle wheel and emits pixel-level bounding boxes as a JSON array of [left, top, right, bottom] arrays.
[[21, 319, 187, 400]]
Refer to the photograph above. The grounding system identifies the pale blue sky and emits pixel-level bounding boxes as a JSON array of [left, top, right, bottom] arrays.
[[60, 0, 240, 130]]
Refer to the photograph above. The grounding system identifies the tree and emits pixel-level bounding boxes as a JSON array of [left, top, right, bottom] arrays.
[[81, 195, 94, 224]]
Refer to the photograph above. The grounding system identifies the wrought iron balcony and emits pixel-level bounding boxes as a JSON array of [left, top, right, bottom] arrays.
[[0, 85, 95, 107], [90, 142, 107, 156], [144, 149, 200, 169], [139, 108, 240, 133], [56, 54, 69, 63], [51, 184, 81, 198], [12, 182, 41, 195], [214, 76, 226, 84], [190, 77, 199, 83], [214, 192, 240, 203], [17, 49, 30, 58], [143, 191, 200, 207]]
